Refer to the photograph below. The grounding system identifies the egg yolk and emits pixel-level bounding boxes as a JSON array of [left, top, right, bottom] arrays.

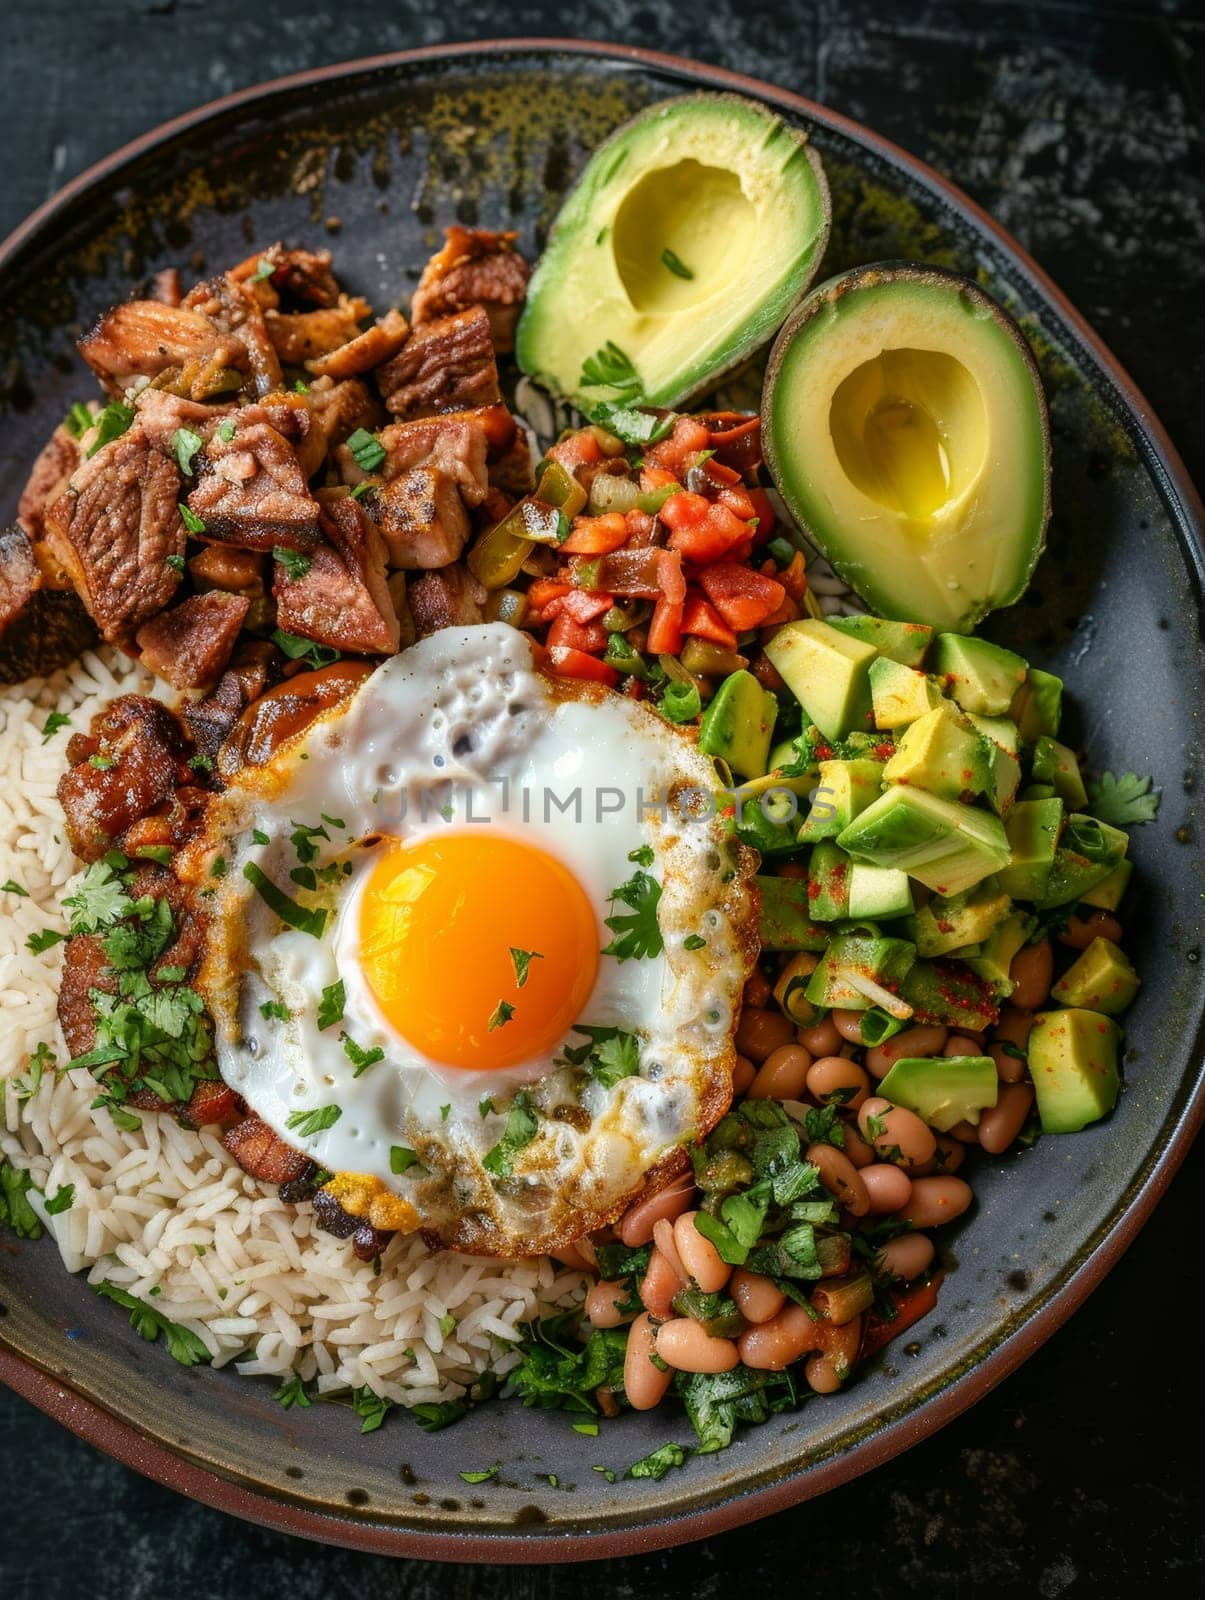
[[356, 831, 600, 1071]]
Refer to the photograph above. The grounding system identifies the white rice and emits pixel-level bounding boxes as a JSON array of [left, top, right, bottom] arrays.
[[0, 648, 584, 1401]]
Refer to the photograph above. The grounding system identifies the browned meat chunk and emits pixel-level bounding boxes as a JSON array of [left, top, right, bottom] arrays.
[[57, 695, 188, 861], [18, 424, 82, 540], [187, 412, 319, 552], [312, 1187, 394, 1262], [273, 497, 399, 655], [374, 469, 470, 570], [308, 308, 410, 380], [0, 523, 96, 682], [57, 935, 116, 1058], [150, 267, 182, 307], [264, 296, 371, 365], [133, 389, 233, 454], [231, 245, 340, 307], [223, 1114, 310, 1185], [411, 226, 530, 352], [182, 645, 278, 759], [183, 275, 282, 396], [42, 428, 185, 643], [305, 376, 383, 462], [135, 591, 251, 690], [376, 307, 500, 419], [79, 300, 246, 396], [187, 543, 266, 594], [489, 425, 537, 498], [408, 563, 486, 639], [373, 413, 490, 505]]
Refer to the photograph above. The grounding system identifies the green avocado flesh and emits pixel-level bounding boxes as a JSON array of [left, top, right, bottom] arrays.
[[878, 1056, 998, 1131], [763, 265, 1050, 632], [516, 95, 830, 410], [1029, 1009, 1121, 1133]]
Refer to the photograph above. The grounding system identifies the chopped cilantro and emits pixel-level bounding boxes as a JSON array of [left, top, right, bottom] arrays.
[[1086, 770, 1161, 826], [412, 1399, 469, 1432], [217, 418, 237, 443], [346, 427, 386, 473], [627, 1443, 687, 1481], [1, 879, 28, 897], [40, 711, 71, 744], [171, 426, 204, 477], [389, 1146, 420, 1175], [243, 862, 328, 938], [342, 1034, 384, 1077], [602, 869, 663, 961], [509, 947, 543, 988], [63, 400, 95, 438], [249, 256, 277, 284], [259, 999, 290, 1022], [660, 247, 695, 280], [508, 1313, 627, 1414], [0, 1158, 42, 1239], [482, 1091, 538, 1178], [94, 1281, 210, 1366], [271, 629, 342, 671], [285, 1104, 342, 1138], [165, 553, 186, 574], [589, 401, 674, 447], [178, 503, 206, 534], [274, 546, 312, 581], [86, 400, 136, 458], [488, 999, 515, 1031], [353, 1386, 393, 1434], [579, 341, 641, 398], [317, 980, 345, 1030], [557, 1024, 643, 1088], [628, 844, 654, 868], [683, 934, 706, 951], [458, 1465, 498, 1485], [44, 1184, 75, 1215], [273, 1375, 312, 1409], [252, 829, 270, 846]]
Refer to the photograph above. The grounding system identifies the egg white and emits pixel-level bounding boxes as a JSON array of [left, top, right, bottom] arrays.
[[198, 623, 758, 1253]]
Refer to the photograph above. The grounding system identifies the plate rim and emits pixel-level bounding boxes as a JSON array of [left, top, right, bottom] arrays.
[[1, 33, 1202, 1564]]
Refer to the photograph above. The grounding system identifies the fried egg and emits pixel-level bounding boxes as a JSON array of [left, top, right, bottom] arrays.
[[197, 623, 758, 1255]]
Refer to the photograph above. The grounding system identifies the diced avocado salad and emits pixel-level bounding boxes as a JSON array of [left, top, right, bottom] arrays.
[[492, 92, 1161, 1477]]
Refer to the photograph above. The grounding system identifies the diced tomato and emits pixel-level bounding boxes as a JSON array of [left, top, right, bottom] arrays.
[[546, 645, 619, 686], [717, 484, 757, 521], [560, 512, 629, 555], [776, 550, 807, 601], [623, 508, 656, 545], [558, 589, 614, 624], [647, 594, 684, 655], [760, 593, 802, 628], [656, 547, 686, 605], [700, 412, 763, 474], [681, 593, 739, 649], [748, 487, 776, 540], [640, 464, 680, 494], [860, 1273, 944, 1360], [663, 493, 751, 564], [546, 430, 603, 472], [622, 676, 646, 700], [526, 578, 572, 623], [699, 564, 787, 631], [547, 613, 608, 654], [188, 1079, 241, 1126], [644, 415, 712, 475]]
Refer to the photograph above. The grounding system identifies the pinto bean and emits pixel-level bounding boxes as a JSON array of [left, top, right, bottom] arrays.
[[842, 1121, 876, 1168], [748, 1043, 813, 1101], [735, 1006, 796, 1063], [806, 1316, 862, 1391], [585, 1279, 635, 1328], [625, 1312, 672, 1410], [895, 1176, 973, 1229], [732, 1054, 757, 1096], [832, 1009, 868, 1044], [877, 1231, 936, 1281], [858, 1096, 937, 1168], [619, 1174, 696, 1247], [638, 1247, 683, 1319], [865, 1025, 949, 1080], [1009, 937, 1053, 1008], [860, 1163, 913, 1214], [1059, 910, 1123, 951], [655, 1317, 740, 1374], [978, 1083, 1036, 1154], [931, 1133, 966, 1174], [944, 1035, 981, 1056], [738, 1304, 823, 1370], [653, 1217, 688, 1283], [744, 968, 773, 1008], [797, 1017, 842, 1057], [674, 1211, 732, 1293], [806, 1142, 871, 1216], [730, 1269, 786, 1325], [806, 1054, 870, 1111]]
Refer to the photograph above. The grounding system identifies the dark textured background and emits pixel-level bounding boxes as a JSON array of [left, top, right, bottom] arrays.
[[2, 4, 1203, 1596]]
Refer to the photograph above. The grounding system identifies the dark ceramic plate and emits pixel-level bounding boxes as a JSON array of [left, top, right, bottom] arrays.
[[0, 38, 1202, 1563]]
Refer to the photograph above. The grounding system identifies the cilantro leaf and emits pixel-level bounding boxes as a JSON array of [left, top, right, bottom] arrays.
[[273, 1375, 312, 1409], [353, 1386, 393, 1434], [274, 546, 313, 581], [0, 1158, 43, 1238], [509, 947, 543, 988], [1, 878, 28, 897], [1086, 770, 1161, 826], [171, 426, 204, 478], [86, 400, 135, 458], [286, 1104, 342, 1137], [41, 711, 71, 744], [628, 1443, 687, 1481], [602, 870, 663, 961], [389, 1146, 420, 1175], [507, 1313, 627, 1414], [482, 1091, 538, 1178], [259, 999, 290, 1022], [249, 257, 277, 284], [93, 1281, 210, 1366], [579, 341, 642, 398], [178, 503, 206, 534], [243, 862, 328, 938], [488, 999, 515, 1031], [271, 629, 342, 671], [346, 427, 386, 473], [44, 1183, 75, 1215], [589, 401, 674, 447], [342, 1034, 384, 1076], [317, 980, 345, 1029]]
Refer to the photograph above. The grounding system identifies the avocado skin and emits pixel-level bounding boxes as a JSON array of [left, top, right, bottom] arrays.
[[763, 263, 1051, 633]]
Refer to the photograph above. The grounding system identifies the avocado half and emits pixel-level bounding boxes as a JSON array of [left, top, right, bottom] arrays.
[[763, 263, 1051, 633], [516, 94, 831, 410]]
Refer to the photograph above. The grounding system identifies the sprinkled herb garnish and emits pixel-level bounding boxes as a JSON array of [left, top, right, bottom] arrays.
[[242, 862, 328, 938], [317, 980, 346, 1029], [342, 1034, 384, 1076], [285, 1104, 342, 1138], [508, 948, 543, 988], [488, 999, 516, 1031], [660, 247, 694, 280]]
